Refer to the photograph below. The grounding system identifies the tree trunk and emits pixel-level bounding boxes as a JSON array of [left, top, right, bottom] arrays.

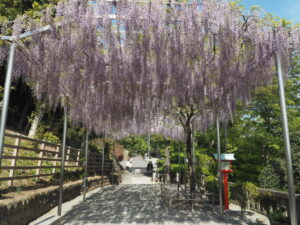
[[28, 104, 45, 138], [186, 128, 196, 193], [18, 104, 29, 131]]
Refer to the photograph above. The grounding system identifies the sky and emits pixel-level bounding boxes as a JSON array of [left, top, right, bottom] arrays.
[[240, 0, 300, 23]]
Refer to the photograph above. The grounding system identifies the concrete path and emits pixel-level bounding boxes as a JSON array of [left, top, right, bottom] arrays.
[[30, 172, 270, 225], [29, 185, 108, 225], [122, 171, 154, 184]]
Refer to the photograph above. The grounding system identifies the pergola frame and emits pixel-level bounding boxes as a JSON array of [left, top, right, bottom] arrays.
[[0, 1, 297, 224]]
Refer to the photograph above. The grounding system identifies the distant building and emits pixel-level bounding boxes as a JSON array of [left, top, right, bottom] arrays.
[[131, 156, 147, 169]]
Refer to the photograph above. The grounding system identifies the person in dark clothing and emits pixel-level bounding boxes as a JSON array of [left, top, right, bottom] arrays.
[[147, 161, 153, 175]]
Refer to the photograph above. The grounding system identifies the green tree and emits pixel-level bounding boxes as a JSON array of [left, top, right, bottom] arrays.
[[191, 53, 300, 189], [0, 0, 59, 20], [121, 135, 148, 156], [228, 53, 300, 188], [259, 158, 287, 190]]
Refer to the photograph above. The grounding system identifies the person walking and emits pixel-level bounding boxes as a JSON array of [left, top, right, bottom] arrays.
[[147, 161, 153, 175], [128, 160, 132, 172], [126, 160, 131, 171]]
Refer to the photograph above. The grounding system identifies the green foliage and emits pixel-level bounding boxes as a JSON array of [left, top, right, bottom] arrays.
[[90, 137, 105, 153], [15, 186, 23, 193], [121, 135, 148, 156], [259, 166, 280, 190], [196, 153, 216, 176], [120, 134, 176, 158], [269, 210, 288, 224], [0, 0, 59, 20], [90, 136, 120, 160], [205, 175, 218, 196], [231, 182, 258, 215], [257, 192, 277, 215], [190, 52, 300, 190], [259, 158, 287, 190], [119, 131, 217, 186], [294, 152, 300, 192], [27, 111, 37, 124], [33, 107, 87, 148], [0, 85, 15, 102], [0, 85, 3, 99], [262, 12, 293, 29], [257, 192, 288, 224], [66, 126, 85, 149], [43, 131, 60, 144], [51, 169, 83, 184], [35, 124, 60, 144], [195, 153, 216, 188]]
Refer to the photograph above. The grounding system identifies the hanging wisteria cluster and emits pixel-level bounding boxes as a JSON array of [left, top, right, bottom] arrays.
[[2, 0, 300, 137]]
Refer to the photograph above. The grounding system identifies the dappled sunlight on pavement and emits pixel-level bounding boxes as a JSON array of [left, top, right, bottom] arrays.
[[52, 182, 269, 225]]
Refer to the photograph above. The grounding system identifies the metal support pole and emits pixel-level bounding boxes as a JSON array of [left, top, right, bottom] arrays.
[[101, 151, 105, 187], [275, 52, 298, 225], [189, 122, 196, 198], [191, 123, 195, 174], [148, 133, 151, 159], [102, 134, 106, 187], [184, 155, 187, 193], [58, 106, 68, 216], [112, 137, 115, 186], [192, 122, 196, 198], [83, 131, 88, 201], [0, 42, 16, 169], [216, 116, 223, 218], [224, 120, 227, 152], [177, 146, 181, 199]]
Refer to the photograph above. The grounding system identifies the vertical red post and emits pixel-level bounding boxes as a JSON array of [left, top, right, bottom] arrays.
[[223, 173, 229, 210]]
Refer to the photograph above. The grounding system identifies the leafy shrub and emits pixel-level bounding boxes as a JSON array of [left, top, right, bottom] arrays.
[[293, 152, 300, 192], [231, 182, 258, 215], [43, 131, 60, 144], [50, 169, 84, 184], [196, 154, 216, 176], [35, 124, 61, 144], [257, 192, 277, 216], [205, 176, 218, 200], [205, 175, 217, 190], [15, 187, 23, 193], [257, 192, 289, 225], [259, 166, 280, 189], [259, 159, 287, 191], [195, 154, 216, 189], [269, 210, 288, 225]]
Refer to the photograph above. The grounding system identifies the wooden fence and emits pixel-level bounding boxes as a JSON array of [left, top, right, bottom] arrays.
[[0, 133, 111, 186]]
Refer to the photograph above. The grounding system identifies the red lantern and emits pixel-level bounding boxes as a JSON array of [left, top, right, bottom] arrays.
[[214, 154, 236, 210]]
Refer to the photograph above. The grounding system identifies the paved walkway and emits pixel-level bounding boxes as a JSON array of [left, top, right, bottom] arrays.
[[122, 171, 154, 184], [31, 172, 270, 225]]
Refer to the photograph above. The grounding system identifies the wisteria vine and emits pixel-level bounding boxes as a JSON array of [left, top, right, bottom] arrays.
[[1, 0, 300, 138]]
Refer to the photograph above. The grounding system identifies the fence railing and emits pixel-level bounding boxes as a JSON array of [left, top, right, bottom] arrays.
[[159, 172, 300, 221], [0, 133, 111, 187], [244, 187, 300, 220]]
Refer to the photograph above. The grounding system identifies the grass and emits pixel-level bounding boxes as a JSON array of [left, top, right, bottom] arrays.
[[0, 134, 85, 191]]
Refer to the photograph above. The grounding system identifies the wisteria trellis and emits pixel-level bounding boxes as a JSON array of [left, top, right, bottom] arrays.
[[0, 0, 299, 222], [1, 0, 298, 137]]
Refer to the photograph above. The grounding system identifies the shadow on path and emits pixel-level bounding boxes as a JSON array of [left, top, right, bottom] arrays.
[[54, 184, 267, 225]]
